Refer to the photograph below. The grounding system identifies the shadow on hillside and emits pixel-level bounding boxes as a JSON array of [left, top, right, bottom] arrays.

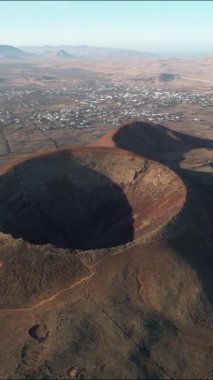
[[113, 121, 213, 305], [0, 151, 134, 251], [113, 121, 213, 169]]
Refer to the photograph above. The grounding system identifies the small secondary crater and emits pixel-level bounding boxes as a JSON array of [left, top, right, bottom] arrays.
[[28, 324, 49, 341]]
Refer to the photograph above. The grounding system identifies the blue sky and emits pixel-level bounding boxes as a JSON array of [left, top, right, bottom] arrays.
[[0, 1, 213, 55]]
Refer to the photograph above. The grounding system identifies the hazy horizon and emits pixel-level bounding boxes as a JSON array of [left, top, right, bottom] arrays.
[[17, 44, 213, 59], [1, 0, 213, 57]]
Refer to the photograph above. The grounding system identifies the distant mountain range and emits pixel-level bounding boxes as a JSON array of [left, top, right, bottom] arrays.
[[56, 49, 75, 58], [1, 45, 212, 60], [0, 44, 158, 59], [19, 44, 157, 58], [0, 45, 30, 58]]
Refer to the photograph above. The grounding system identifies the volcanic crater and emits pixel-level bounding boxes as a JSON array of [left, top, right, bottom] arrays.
[[0, 121, 212, 380], [0, 146, 186, 251]]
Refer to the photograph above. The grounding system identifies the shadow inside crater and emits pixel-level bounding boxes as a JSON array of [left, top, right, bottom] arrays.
[[0, 151, 134, 251]]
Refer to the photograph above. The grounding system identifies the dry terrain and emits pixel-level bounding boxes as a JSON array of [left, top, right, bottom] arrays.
[[0, 55, 212, 379]]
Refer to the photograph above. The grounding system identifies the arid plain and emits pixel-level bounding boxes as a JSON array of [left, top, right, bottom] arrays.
[[0, 53, 212, 379]]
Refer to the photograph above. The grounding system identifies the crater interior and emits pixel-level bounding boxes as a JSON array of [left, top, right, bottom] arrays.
[[0, 147, 186, 250]]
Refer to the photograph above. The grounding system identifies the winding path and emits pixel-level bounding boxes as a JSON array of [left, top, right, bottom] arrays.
[[0, 272, 95, 313], [181, 76, 213, 84]]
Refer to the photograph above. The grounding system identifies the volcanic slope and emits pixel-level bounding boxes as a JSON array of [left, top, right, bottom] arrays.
[[92, 121, 213, 304], [91, 120, 213, 170], [0, 126, 212, 379], [0, 45, 29, 58], [0, 146, 185, 310]]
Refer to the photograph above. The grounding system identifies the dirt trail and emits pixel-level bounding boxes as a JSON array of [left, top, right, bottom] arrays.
[[0, 272, 95, 313], [181, 76, 213, 84], [0, 238, 157, 314]]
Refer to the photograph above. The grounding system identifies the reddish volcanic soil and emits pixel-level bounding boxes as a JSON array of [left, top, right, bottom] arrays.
[[91, 120, 213, 167], [0, 146, 186, 249], [0, 123, 212, 380], [0, 146, 186, 310], [92, 121, 213, 304]]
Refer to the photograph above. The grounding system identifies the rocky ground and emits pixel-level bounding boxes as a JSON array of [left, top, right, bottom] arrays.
[[0, 121, 212, 379]]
